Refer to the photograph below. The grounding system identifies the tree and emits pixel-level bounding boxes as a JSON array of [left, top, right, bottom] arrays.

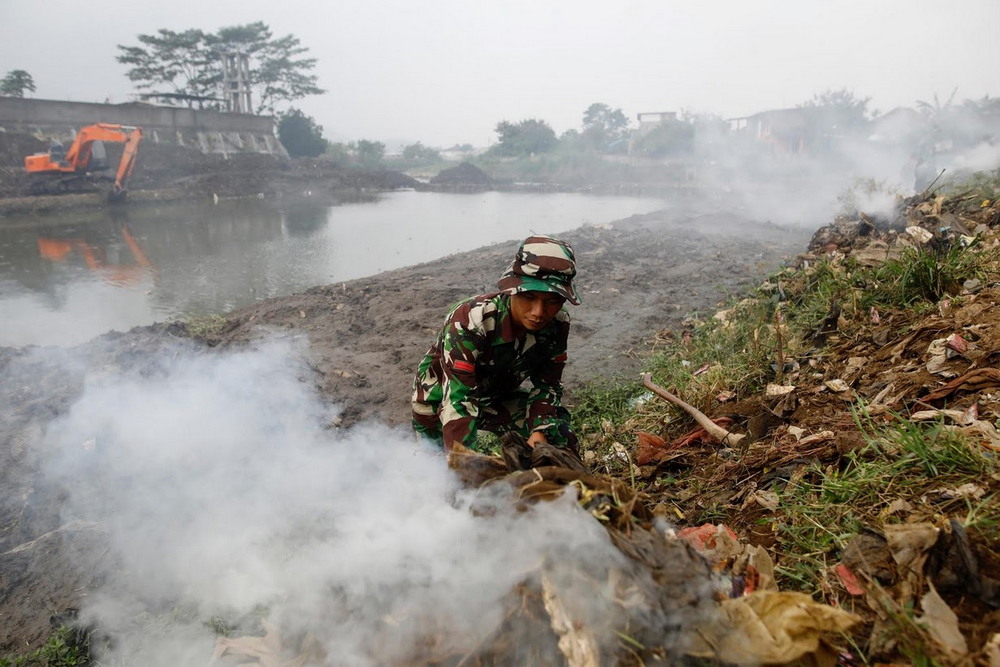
[[581, 103, 629, 152], [492, 119, 557, 157], [117, 22, 324, 115], [920, 91, 998, 151], [277, 108, 327, 157], [116, 29, 214, 104], [631, 117, 694, 158], [352, 140, 385, 168], [558, 129, 584, 152], [326, 142, 351, 166], [916, 88, 958, 118], [402, 142, 441, 162], [205, 22, 324, 116], [799, 88, 874, 133], [1, 70, 36, 98]]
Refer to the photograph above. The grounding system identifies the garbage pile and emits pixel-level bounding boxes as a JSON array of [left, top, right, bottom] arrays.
[[616, 184, 1000, 664], [213, 459, 859, 666]]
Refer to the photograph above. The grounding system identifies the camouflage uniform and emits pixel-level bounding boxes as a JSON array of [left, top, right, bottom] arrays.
[[411, 235, 580, 453]]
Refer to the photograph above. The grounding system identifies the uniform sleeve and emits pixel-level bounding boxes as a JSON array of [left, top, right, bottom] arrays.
[[525, 314, 570, 434], [438, 305, 485, 449]]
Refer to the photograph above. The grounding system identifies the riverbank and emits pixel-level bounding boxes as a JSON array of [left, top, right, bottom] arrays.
[[194, 206, 810, 427]]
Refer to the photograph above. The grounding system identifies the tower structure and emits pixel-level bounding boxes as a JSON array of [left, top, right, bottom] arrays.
[[222, 52, 252, 114]]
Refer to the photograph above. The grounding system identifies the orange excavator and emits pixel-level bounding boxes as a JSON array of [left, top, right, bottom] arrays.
[[25, 123, 143, 202]]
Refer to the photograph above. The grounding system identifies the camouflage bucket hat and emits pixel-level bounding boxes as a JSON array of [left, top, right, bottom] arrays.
[[497, 235, 580, 305]]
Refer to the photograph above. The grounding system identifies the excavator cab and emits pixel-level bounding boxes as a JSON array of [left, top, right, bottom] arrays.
[[47, 141, 67, 166], [89, 141, 109, 171]]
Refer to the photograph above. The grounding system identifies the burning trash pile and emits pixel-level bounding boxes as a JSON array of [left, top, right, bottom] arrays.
[[214, 457, 859, 666]]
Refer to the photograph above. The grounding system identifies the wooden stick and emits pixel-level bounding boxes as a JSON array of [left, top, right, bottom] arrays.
[[919, 168, 946, 198], [641, 373, 746, 447]]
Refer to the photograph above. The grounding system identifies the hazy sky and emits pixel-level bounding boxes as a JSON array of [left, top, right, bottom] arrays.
[[2, 0, 998, 148]]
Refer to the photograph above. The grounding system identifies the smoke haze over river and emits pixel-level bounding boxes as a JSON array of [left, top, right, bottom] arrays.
[[0, 191, 667, 347]]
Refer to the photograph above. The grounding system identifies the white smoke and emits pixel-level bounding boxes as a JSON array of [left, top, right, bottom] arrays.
[[945, 139, 1000, 174], [38, 340, 640, 664]]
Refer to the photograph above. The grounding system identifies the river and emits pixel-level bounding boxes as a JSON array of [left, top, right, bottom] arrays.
[[0, 190, 669, 347]]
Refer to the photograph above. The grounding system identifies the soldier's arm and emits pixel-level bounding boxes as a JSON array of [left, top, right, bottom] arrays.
[[525, 316, 570, 435], [439, 311, 485, 449]]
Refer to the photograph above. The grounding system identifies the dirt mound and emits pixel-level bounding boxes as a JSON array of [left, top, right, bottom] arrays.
[[0, 131, 45, 167], [429, 161, 493, 186]]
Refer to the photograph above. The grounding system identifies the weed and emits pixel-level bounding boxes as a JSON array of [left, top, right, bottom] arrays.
[[873, 238, 991, 305], [891, 419, 990, 476], [938, 168, 1000, 204], [643, 299, 779, 407], [184, 313, 229, 339], [0, 626, 90, 667], [570, 378, 645, 436]]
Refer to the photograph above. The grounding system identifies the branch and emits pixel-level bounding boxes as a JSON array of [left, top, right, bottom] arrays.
[[640, 373, 745, 447]]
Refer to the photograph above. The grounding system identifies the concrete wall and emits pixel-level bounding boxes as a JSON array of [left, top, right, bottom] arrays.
[[0, 97, 287, 157]]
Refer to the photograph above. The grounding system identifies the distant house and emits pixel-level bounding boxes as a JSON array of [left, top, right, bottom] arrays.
[[440, 146, 485, 162], [728, 108, 816, 156], [635, 111, 677, 135]]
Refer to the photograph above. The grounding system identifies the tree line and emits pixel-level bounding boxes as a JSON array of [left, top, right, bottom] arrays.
[[5, 22, 998, 164]]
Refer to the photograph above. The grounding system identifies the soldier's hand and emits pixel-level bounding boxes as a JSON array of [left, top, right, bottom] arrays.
[[445, 440, 474, 465], [527, 431, 548, 449]]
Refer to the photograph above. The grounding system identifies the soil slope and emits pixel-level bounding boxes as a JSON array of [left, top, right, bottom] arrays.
[[200, 207, 810, 428]]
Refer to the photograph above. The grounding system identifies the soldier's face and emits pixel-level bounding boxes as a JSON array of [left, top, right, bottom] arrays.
[[511, 291, 565, 332]]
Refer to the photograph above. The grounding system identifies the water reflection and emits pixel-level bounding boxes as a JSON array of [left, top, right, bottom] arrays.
[[0, 191, 668, 346], [37, 222, 155, 287], [282, 198, 331, 236]]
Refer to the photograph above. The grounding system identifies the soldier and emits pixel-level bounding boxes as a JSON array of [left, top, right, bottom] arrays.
[[411, 235, 582, 461]]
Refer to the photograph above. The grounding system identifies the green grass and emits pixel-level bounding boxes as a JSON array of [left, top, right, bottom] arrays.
[[772, 406, 998, 595], [0, 627, 90, 667], [872, 238, 994, 305], [183, 313, 229, 339], [639, 298, 786, 414], [570, 379, 645, 436]]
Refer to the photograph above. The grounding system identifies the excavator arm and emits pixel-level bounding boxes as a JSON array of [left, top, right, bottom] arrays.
[[109, 127, 142, 201]]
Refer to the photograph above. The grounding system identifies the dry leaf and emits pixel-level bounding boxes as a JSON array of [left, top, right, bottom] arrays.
[[824, 379, 850, 393], [687, 591, 859, 664], [885, 523, 939, 573], [919, 583, 968, 657]]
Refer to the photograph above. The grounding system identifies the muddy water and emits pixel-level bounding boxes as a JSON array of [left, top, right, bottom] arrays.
[[0, 190, 668, 347]]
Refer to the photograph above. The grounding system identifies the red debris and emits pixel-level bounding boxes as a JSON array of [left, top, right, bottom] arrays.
[[833, 563, 865, 596]]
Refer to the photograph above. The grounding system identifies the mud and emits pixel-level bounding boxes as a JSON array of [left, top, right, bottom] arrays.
[[201, 207, 810, 428]]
